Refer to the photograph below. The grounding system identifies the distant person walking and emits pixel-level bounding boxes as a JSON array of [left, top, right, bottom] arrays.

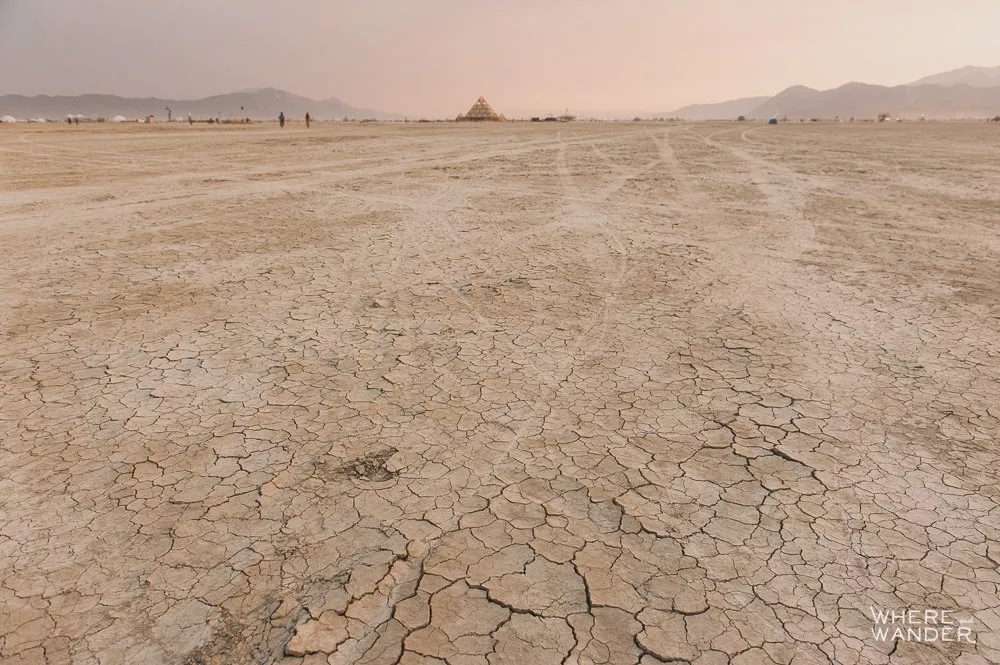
[[279, 112, 285, 128], [305, 112, 311, 129], [188, 114, 193, 125]]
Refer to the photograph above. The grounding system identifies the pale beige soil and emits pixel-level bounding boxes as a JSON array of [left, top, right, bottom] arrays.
[[1, 121, 999, 665]]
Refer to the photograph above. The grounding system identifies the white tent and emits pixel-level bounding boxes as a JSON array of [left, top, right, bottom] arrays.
[[110, 115, 128, 123], [0, 115, 16, 124]]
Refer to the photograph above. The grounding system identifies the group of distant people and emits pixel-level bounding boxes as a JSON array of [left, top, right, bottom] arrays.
[[278, 112, 311, 128], [63, 111, 312, 127]]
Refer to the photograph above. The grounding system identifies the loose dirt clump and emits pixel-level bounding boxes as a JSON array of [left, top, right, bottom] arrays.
[[332, 448, 399, 482]]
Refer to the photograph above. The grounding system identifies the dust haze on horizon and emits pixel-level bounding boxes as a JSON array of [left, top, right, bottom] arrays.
[[1, 0, 998, 117]]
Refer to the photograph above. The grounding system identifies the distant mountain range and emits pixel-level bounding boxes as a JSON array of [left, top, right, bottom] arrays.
[[661, 65, 1000, 120], [4, 65, 1000, 122], [909, 65, 1000, 88], [660, 96, 771, 121], [0, 88, 400, 121], [748, 82, 1000, 121]]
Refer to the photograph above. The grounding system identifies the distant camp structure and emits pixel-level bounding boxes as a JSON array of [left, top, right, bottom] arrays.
[[457, 96, 506, 122]]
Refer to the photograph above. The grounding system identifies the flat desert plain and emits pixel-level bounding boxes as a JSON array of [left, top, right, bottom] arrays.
[[1, 121, 999, 665]]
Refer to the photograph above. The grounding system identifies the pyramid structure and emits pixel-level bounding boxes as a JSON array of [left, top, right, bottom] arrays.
[[457, 96, 505, 122]]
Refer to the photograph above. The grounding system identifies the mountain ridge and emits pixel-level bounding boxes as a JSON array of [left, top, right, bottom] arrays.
[[0, 88, 400, 121], [658, 96, 771, 121], [748, 81, 1000, 120], [660, 66, 1000, 120], [5, 65, 1000, 122], [908, 65, 1000, 88]]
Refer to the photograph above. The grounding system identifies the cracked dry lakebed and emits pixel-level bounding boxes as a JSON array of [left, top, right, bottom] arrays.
[[1, 122, 999, 665]]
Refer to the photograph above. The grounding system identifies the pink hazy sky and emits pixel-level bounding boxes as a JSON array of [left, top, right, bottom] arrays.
[[1, 0, 997, 116]]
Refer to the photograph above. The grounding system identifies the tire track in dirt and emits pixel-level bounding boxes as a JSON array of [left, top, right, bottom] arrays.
[[700, 127, 820, 253], [5, 122, 1000, 665], [554, 131, 632, 362]]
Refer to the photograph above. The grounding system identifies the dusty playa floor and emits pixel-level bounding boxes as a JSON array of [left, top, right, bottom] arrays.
[[2, 121, 999, 665]]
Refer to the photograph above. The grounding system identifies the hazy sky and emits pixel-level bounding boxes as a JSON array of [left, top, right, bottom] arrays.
[[1, 0, 998, 116]]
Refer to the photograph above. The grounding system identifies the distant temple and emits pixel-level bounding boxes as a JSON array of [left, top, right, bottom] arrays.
[[457, 96, 506, 122]]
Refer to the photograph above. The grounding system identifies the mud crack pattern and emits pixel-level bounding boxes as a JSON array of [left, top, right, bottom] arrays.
[[1, 122, 999, 665]]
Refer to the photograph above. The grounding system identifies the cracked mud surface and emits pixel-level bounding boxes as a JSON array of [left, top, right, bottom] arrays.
[[2, 122, 999, 665]]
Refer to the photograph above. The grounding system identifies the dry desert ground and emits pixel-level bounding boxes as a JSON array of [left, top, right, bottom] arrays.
[[1, 121, 999, 665]]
